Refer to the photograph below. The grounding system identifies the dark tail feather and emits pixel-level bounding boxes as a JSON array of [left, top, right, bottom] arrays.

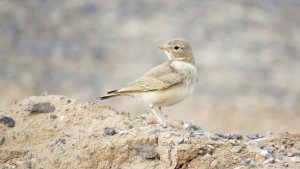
[[97, 93, 120, 100], [107, 89, 118, 94]]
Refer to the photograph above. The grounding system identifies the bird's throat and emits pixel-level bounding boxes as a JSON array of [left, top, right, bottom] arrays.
[[165, 51, 173, 60]]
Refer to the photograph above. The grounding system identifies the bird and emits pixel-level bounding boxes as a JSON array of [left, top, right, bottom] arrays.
[[98, 39, 198, 127]]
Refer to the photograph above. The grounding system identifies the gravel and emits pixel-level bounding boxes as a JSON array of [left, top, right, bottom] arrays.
[[231, 146, 242, 153], [0, 115, 15, 127], [147, 128, 160, 136], [138, 146, 157, 159], [263, 145, 275, 154], [247, 133, 259, 140], [26, 102, 55, 113], [104, 127, 117, 136], [247, 144, 262, 153]]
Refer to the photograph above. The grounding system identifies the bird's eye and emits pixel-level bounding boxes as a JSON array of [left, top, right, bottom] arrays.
[[174, 46, 180, 50]]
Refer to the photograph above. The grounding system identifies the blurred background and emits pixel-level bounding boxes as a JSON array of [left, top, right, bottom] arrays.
[[0, 0, 299, 133]]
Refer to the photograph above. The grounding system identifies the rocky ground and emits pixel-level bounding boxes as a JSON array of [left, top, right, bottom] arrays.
[[1, 0, 300, 133], [0, 95, 299, 169]]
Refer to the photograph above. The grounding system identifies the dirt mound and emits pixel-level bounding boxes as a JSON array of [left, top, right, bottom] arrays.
[[1, 95, 299, 169]]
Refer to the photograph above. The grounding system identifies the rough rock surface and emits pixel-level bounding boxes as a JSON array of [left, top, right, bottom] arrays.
[[1, 95, 299, 169]]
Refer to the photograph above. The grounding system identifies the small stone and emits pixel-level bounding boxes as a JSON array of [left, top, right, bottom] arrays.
[[178, 138, 184, 144], [0, 136, 4, 145], [104, 127, 117, 136], [50, 114, 57, 119], [253, 140, 267, 148], [260, 149, 269, 157], [138, 146, 157, 159], [147, 128, 160, 136], [264, 145, 275, 154], [249, 160, 258, 167], [286, 152, 295, 157], [247, 133, 259, 139], [241, 158, 252, 165], [207, 144, 214, 149], [230, 134, 243, 140], [247, 144, 261, 153], [215, 133, 229, 139], [291, 157, 300, 163], [0, 115, 15, 127], [210, 134, 220, 140], [26, 102, 55, 113], [231, 146, 242, 153], [184, 123, 204, 134], [193, 129, 205, 136], [55, 146, 65, 157], [106, 141, 115, 149]]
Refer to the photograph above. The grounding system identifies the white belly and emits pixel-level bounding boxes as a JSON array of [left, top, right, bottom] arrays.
[[135, 82, 195, 107]]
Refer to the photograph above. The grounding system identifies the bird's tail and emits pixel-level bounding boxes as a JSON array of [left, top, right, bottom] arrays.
[[97, 90, 121, 100]]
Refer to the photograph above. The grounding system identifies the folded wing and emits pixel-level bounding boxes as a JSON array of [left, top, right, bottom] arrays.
[[116, 62, 183, 93]]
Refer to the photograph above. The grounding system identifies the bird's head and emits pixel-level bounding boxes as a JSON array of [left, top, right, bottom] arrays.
[[159, 39, 194, 63]]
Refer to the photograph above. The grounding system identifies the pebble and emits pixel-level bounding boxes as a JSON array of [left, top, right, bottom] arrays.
[[263, 145, 275, 154], [286, 152, 295, 157], [241, 158, 252, 165], [230, 134, 243, 140], [26, 102, 55, 113], [138, 146, 157, 159], [104, 127, 117, 136], [231, 146, 242, 153], [0, 136, 4, 145], [260, 149, 269, 157], [215, 133, 229, 139], [247, 133, 259, 140], [178, 138, 184, 144], [106, 141, 115, 149], [193, 129, 205, 136], [184, 123, 204, 134], [247, 144, 261, 153], [210, 134, 220, 140], [147, 128, 160, 136], [214, 133, 242, 140], [55, 146, 65, 157], [249, 160, 258, 167], [50, 114, 57, 119], [291, 157, 300, 163], [0, 115, 15, 127]]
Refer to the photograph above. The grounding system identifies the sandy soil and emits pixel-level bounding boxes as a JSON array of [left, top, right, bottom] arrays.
[[1, 0, 300, 133], [0, 95, 299, 169]]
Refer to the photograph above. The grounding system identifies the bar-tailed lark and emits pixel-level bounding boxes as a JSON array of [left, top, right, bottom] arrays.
[[98, 39, 197, 127]]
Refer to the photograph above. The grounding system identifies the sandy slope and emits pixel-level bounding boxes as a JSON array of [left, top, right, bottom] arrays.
[[1, 95, 299, 169]]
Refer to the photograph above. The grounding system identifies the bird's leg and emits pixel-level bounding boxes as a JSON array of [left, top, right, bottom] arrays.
[[149, 104, 167, 127], [158, 107, 162, 114], [158, 106, 169, 119]]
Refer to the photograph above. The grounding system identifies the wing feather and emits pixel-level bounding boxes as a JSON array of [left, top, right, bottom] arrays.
[[116, 62, 183, 93]]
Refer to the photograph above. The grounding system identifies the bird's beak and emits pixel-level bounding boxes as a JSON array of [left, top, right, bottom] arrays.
[[158, 44, 170, 51]]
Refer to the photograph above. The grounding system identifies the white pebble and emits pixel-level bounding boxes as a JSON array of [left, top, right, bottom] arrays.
[[260, 149, 269, 157]]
